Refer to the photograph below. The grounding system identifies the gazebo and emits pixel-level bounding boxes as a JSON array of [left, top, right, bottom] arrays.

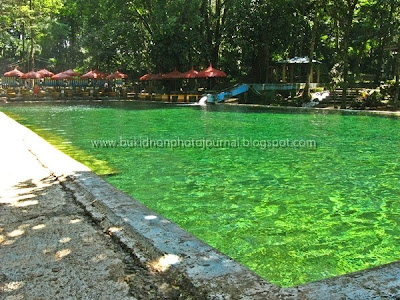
[[274, 56, 322, 83]]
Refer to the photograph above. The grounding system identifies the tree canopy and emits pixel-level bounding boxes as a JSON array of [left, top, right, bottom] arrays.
[[1, 0, 400, 87]]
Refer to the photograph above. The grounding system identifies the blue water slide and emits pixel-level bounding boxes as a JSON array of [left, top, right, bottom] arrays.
[[207, 84, 250, 103]]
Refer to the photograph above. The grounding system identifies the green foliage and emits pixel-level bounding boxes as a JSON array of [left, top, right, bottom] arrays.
[[351, 89, 384, 109], [0, 0, 400, 91]]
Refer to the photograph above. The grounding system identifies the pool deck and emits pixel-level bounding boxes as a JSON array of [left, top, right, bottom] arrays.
[[0, 111, 399, 299]]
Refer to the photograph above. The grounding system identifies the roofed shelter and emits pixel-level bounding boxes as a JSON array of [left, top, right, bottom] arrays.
[[275, 56, 322, 83]]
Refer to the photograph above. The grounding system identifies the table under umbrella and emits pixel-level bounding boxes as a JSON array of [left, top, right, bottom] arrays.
[[51, 72, 73, 80], [3, 67, 24, 87], [182, 67, 200, 93], [20, 71, 42, 80], [81, 70, 106, 95], [50, 72, 73, 94], [62, 69, 81, 77], [37, 69, 54, 78], [4, 67, 24, 77], [106, 71, 128, 79], [163, 69, 184, 92], [20, 71, 43, 91], [106, 71, 128, 94], [197, 64, 227, 90]]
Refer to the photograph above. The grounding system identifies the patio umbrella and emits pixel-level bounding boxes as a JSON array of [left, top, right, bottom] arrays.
[[4, 67, 24, 77], [140, 73, 165, 81], [162, 69, 184, 79], [139, 72, 163, 94], [20, 71, 43, 91], [20, 71, 43, 79], [37, 69, 54, 78], [139, 73, 154, 81], [51, 72, 73, 90], [152, 73, 164, 80], [182, 67, 199, 79], [182, 67, 200, 92], [106, 71, 128, 79], [3, 67, 24, 88], [96, 70, 107, 79], [62, 69, 81, 77], [197, 64, 227, 78], [163, 69, 184, 91], [81, 70, 105, 92], [51, 72, 73, 80], [81, 70, 104, 79], [197, 64, 227, 90]]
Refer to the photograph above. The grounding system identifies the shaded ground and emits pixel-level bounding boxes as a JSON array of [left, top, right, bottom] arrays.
[[0, 114, 192, 299]]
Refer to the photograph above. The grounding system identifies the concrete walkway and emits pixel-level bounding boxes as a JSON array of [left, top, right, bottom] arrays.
[[0, 113, 188, 299]]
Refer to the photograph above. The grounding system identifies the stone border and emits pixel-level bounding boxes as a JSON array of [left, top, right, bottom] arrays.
[[2, 111, 400, 299]]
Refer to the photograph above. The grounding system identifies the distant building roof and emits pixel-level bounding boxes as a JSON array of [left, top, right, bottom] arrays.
[[276, 56, 322, 64]]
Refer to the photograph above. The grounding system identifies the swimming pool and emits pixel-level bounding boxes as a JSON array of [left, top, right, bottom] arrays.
[[1, 101, 399, 287]]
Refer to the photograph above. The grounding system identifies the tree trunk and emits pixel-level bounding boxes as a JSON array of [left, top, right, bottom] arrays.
[[374, 1, 394, 83], [29, 0, 34, 70], [303, 4, 318, 102], [203, 0, 212, 64], [22, 23, 26, 71], [250, 30, 269, 82], [354, 40, 367, 82], [375, 38, 385, 83], [30, 33, 35, 70], [393, 35, 400, 110], [265, 44, 270, 83], [211, 0, 221, 66], [341, 0, 358, 109], [211, 0, 227, 66], [70, 19, 77, 64], [341, 43, 349, 109]]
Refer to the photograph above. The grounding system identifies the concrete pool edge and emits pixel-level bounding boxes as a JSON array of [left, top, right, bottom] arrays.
[[7, 111, 280, 298], [3, 111, 400, 299]]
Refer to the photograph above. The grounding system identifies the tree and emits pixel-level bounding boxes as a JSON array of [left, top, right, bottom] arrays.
[[1, 0, 400, 111], [326, 0, 359, 108], [303, 0, 322, 101]]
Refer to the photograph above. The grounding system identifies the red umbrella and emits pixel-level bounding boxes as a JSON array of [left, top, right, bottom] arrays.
[[107, 71, 128, 79], [4, 67, 24, 77], [62, 69, 81, 77], [163, 69, 184, 79], [37, 69, 54, 78], [95, 70, 106, 79], [81, 70, 104, 79], [197, 64, 227, 78], [139, 73, 152, 81], [152, 73, 164, 80], [51, 72, 73, 80], [182, 67, 199, 79], [81, 70, 96, 79], [20, 71, 43, 79], [140, 73, 164, 81]]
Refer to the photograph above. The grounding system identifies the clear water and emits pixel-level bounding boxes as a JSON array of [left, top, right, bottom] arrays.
[[1, 101, 399, 287]]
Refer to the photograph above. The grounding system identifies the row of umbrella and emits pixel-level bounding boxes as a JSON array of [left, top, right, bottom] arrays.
[[3, 67, 128, 80], [139, 65, 227, 81], [4, 64, 225, 82]]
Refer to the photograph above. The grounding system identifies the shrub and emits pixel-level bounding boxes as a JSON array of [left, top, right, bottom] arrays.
[[365, 91, 383, 107]]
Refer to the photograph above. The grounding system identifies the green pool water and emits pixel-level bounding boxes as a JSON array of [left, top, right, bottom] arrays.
[[1, 101, 399, 287]]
